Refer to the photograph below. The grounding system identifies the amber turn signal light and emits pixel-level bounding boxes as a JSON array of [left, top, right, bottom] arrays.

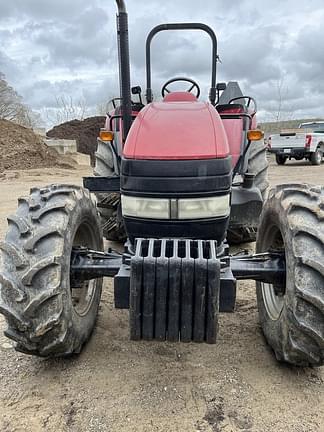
[[99, 130, 114, 141], [247, 130, 264, 141]]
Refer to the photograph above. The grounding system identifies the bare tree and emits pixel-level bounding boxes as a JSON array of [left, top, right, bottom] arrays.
[[0, 73, 23, 120], [271, 77, 295, 126], [54, 95, 88, 124], [0, 73, 41, 128]]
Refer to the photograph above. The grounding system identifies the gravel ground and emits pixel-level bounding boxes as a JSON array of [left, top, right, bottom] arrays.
[[0, 156, 324, 432]]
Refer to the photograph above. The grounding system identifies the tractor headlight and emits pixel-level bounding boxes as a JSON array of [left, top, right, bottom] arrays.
[[121, 194, 230, 220], [121, 195, 170, 219], [178, 195, 230, 219]]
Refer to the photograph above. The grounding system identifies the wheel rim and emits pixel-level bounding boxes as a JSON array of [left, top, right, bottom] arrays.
[[260, 225, 286, 321], [71, 221, 100, 317], [316, 151, 322, 163], [261, 282, 284, 321]]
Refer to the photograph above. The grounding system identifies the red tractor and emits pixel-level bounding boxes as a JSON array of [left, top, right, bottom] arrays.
[[1, 0, 323, 366]]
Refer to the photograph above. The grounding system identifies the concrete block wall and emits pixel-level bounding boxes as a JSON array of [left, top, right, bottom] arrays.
[[45, 138, 77, 155]]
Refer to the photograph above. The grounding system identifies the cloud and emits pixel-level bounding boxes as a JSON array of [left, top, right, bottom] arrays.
[[284, 23, 324, 89], [0, 0, 98, 22], [0, 0, 324, 124]]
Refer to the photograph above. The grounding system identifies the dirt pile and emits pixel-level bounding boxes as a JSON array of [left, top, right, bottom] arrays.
[[0, 119, 74, 173], [47, 116, 106, 164]]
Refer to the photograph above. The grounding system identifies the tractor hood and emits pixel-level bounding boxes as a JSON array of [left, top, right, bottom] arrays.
[[123, 100, 229, 160]]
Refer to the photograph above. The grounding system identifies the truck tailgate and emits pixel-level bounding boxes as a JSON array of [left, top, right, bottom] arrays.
[[271, 133, 306, 149]]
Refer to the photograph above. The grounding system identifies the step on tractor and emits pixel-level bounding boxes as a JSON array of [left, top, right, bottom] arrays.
[[1, 0, 324, 367]]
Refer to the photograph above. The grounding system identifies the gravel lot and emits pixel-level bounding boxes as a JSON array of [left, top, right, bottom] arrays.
[[0, 156, 324, 432]]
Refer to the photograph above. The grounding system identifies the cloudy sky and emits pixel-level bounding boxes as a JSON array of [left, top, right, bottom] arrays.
[[1, 0, 324, 125]]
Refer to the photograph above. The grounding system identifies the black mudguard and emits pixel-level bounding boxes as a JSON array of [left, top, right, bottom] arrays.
[[229, 184, 263, 229]]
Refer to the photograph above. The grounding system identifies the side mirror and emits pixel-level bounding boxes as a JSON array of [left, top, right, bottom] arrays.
[[131, 86, 142, 95], [131, 86, 143, 106], [216, 82, 227, 91]]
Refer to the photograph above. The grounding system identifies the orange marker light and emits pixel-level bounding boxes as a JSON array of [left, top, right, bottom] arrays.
[[99, 130, 114, 141], [247, 130, 264, 141]]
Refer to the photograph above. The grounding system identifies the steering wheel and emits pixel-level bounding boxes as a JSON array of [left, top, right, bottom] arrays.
[[162, 77, 201, 99], [229, 96, 257, 114]]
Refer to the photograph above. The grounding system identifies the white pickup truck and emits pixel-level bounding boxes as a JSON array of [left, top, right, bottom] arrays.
[[268, 121, 324, 165]]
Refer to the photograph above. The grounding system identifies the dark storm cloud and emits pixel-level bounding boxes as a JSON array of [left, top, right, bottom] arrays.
[[0, 0, 324, 123]]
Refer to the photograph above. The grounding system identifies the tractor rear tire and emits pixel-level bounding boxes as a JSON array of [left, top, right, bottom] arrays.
[[0, 185, 103, 357], [94, 139, 126, 242], [276, 154, 287, 165], [256, 184, 324, 366], [227, 141, 269, 244]]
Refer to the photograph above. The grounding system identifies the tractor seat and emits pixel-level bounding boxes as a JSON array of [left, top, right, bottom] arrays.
[[163, 92, 198, 102], [217, 102, 252, 133], [216, 103, 246, 114]]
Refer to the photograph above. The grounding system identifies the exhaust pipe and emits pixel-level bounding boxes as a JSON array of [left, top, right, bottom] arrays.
[[115, 0, 132, 140]]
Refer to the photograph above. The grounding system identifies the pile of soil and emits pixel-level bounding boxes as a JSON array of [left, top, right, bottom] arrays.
[[0, 119, 74, 173], [47, 116, 106, 164]]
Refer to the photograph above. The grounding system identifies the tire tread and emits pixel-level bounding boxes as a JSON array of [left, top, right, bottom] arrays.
[[257, 184, 324, 366], [0, 185, 102, 357]]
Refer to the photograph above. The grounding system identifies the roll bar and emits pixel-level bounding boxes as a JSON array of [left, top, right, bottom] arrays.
[[146, 23, 218, 104]]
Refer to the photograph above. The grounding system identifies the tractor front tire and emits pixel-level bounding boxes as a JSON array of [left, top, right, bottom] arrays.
[[256, 184, 324, 366], [227, 141, 269, 245], [0, 185, 103, 357], [94, 139, 126, 242]]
